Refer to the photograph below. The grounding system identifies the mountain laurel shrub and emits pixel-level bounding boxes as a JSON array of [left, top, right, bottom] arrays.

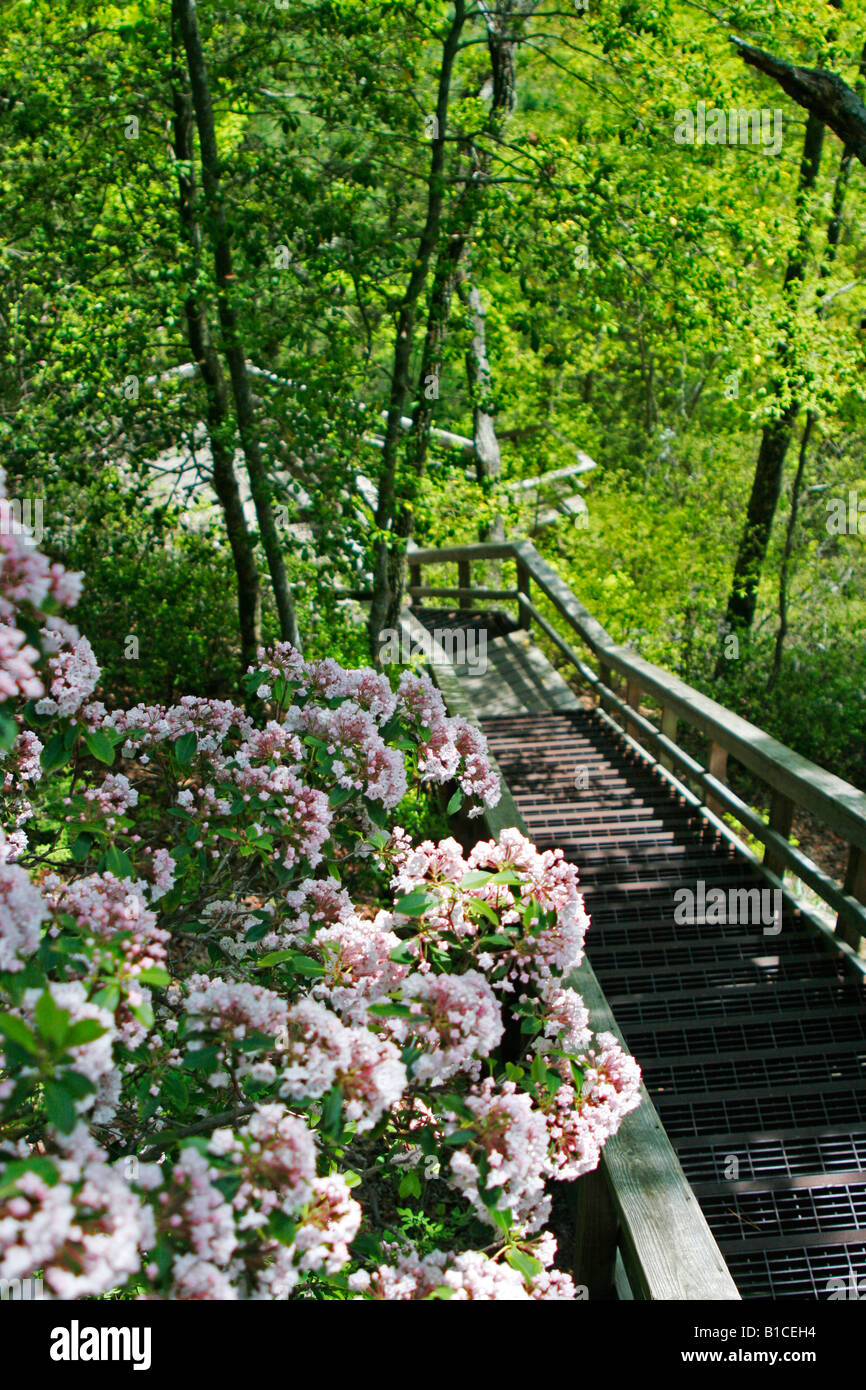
[[0, 468, 640, 1301]]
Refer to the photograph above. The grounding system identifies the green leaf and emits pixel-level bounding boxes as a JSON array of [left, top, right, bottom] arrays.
[[398, 1170, 422, 1200], [321, 1084, 343, 1134], [132, 999, 155, 1028], [366, 1002, 412, 1018], [363, 798, 388, 828], [183, 1044, 219, 1073], [0, 1157, 59, 1194], [268, 1210, 298, 1247], [35, 990, 70, 1047], [328, 786, 354, 807], [44, 1080, 77, 1134], [84, 729, 115, 765], [446, 788, 463, 815], [486, 870, 524, 886], [173, 731, 197, 766], [214, 1173, 242, 1202], [57, 1069, 96, 1099], [137, 966, 171, 988], [394, 890, 438, 917], [479, 1182, 504, 1211], [0, 1011, 38, 1054], [65, 1019, 108, 1047], [71, 832, 94, 863], [254, 950, 295, 969], [505, 1248, 543, 1281], [92, 985, 121, 1012], [464, 897, 499, 925], [476, 933, 513, 949], [0, 712, 17, 752], [40, 732, 71, 773], [460, 870, 492, 888], [105, 844, 135, 880]]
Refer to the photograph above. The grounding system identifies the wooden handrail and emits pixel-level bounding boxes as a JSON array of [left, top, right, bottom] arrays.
[[407, 539, 866, 950]]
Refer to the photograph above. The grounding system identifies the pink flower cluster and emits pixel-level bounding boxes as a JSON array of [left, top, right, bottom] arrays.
[[286, 701, 408, 809], [396, 672, 500, 815], [0, 469, 83, 703], [0, 860, 46, 971], [157, 1106, 361, 1299], [1, 730, 44, 789], [391, 970, 503, 1084], [278, 998, 407, 1129], [541, 1032, 642, 1180], [0, 1125, 155, 1298], [310, 911, 407, 1022], [46, 872, 169, 978], [447, 1079, 552, 1232], [357, 1234, 576, 1300], [35, 637, 100, 718]]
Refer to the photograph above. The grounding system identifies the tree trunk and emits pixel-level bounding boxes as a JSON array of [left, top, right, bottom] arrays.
[[767, 412, 813, 691], [720, 111, 824, 640], [765, 60, 862, 684], [170, 0, 261, 671], [178, 0, 301, 651], [458, 269, 501, 480], [732, 38, 866, 167], [368, 0, 467, 658]]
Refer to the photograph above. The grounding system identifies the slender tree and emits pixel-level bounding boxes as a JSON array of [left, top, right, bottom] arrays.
[[720, 110, 825, 642], [170, 0, 261, 670], [369, 0, 468, 657], [178, 0, 301, 650]]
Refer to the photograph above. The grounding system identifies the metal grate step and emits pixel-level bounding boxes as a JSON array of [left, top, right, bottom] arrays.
[[478, 705, 866, 1301]]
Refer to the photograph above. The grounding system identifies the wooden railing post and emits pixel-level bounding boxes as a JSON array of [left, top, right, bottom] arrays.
[[572, 1165, 619, 1300], [597, 660, 615, 715], [764, 789, 794, 879], [659, 707, 678, 771], [838, 845, 866, 952], [457, 559, 471, 612], [516, 559, 531, 629], [409, 562, 421, 605], [625, 680, 642, 740], [706, 740, 728, 819]]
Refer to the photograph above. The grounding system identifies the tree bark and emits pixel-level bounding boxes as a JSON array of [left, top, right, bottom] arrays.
[[767, 412, 813, 691], [178, 0, 301, 651], [459, 271, 502, 481], [720, 111, 825, 640], [170, 0, 261, 671], [765, 42, 863, 685], [732, 38, 866, 166], [368, 0, 467, 658]]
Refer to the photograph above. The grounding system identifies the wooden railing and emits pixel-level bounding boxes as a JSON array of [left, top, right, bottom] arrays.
[[399, 608, 740, 1300], [407, 539, 866, 962]]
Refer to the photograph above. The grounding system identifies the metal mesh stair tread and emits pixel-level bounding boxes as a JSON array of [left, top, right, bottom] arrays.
[[478, 705, 866, 1300]]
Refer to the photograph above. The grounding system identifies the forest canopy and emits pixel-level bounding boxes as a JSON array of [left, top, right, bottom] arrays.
[[1, 0, 864, 774]]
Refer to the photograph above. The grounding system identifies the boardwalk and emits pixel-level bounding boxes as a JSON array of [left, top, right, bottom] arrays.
[[416, 607, 866, 1301]]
